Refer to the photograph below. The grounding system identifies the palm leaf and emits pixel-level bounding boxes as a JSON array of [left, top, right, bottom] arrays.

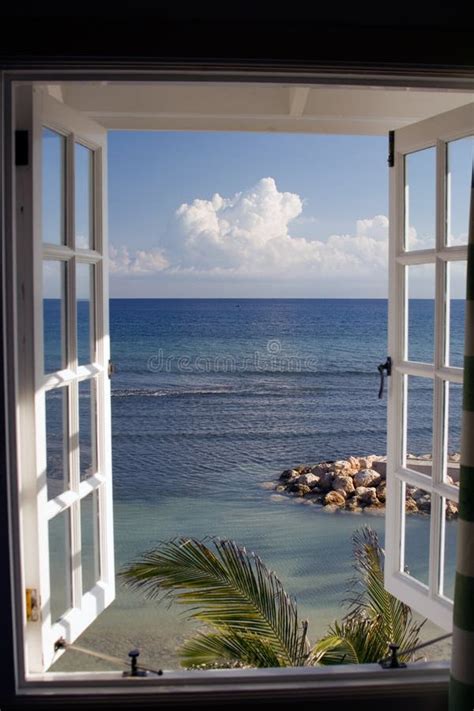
[[345, 526, 425, 661], [120, 537, 309, 667], [311, 617, 384, 665], [181, 631, 283, 668], [313, 526, 425, 665]]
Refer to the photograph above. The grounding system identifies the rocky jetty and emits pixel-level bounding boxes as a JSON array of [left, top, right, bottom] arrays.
[[273, 454, 459, 518]]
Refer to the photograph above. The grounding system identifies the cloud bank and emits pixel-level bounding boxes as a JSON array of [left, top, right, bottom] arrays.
[[109, 177, 389, 286]]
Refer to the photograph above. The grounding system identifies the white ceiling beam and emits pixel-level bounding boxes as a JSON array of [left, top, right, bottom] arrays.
[[46, 84, 64, 103], [288, 87, 310, 117]]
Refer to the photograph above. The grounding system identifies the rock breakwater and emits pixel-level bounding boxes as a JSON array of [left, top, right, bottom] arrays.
[[272, 454, 459, 518]]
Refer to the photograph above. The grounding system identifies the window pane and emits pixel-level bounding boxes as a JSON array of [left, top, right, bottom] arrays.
[[79, 379, 97, 481], [77, 263, 94, 364], [49, 510, 72, 622], [447, 136, 473, 247], [403, 484, 431, 587], [75, 143, 94, 250], [405, 375, 433, 475], [45, 388, 68, 500], [42, 128, 65, 245], [445, 381, 462, 485], [407, 263, 435, 363], [447, 261, 466, 368], [441, 497, 458, 600], [43, 261, 65, 373], [404, 147, 436, 251], [81, 492, 100, 594]]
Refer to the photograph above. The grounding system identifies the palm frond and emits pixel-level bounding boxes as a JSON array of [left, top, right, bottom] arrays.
[[312, 616, 386, 665], [314, 527, 425, 665], [120, 537, 309, 667], [180, 631, 283, 669], [344, 526, 425, 661]]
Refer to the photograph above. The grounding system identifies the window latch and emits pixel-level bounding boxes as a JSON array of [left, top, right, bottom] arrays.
[[377, 357, 392, 399], [108, 360, 116, 379], [380, 643, 406, 669], [123, 648, 148, 677]]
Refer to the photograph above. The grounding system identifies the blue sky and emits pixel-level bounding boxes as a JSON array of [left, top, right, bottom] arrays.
[[43, 129, 472, 298]]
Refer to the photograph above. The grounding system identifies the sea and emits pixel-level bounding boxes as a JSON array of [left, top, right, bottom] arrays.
[[45, 298, 465, 672]]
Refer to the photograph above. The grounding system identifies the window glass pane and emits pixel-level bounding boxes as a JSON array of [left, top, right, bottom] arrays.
[[407, 263, 435, 363], [79, 378, 97, 481], [447, 136, 473, 246], [404, 147, 436, 251], [447, 261, 466, 368], [405, 375, 433, 475], [81, 492, 100, 594], [42, 128, 65, 245], [43, 261, 65, 373], [75, 143, 94, 250], [441, 497, 458, 600], [403, 484, 431, 587], [45, 388, 68, 500], [49, 509, 72, 622], [444, 381, 462, 485], [77, 263, 94, 364]]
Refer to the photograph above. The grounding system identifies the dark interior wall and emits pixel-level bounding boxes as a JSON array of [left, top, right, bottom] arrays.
[[0, 5, 474, 68]]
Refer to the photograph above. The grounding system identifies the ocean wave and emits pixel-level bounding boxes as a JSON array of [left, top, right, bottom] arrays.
[[111, 380, 378, 399]]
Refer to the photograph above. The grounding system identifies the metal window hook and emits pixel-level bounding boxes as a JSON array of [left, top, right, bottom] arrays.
[[123, 649, 149, 678], [377, 357, 392, 399], [380, 643, 407, 669]]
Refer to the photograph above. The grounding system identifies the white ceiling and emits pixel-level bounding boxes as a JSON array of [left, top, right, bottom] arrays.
[[45, 82, 473, 135]]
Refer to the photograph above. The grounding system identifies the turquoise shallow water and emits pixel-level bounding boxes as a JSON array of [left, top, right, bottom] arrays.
[[52, 495, 455, 672]]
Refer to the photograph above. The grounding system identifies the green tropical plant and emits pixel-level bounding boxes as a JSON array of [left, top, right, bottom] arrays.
[[120, 527, 424, 669], [120, 537, 310, 668], [312, 526, 425, 665]]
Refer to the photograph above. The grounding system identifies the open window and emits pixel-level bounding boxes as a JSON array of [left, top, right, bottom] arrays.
[[385, 102, 473, 631], [8, 77, 473, 685], [15, 86, 114, 673]]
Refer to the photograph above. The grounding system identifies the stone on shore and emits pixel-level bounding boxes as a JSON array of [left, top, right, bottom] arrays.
[[297, 472, 320, 488], [332, 475, 355, 495], [353, 469, 381, 488], [324, 490, 346, 507], [355, 486, 378, 506], [319, 470, 336, 491]]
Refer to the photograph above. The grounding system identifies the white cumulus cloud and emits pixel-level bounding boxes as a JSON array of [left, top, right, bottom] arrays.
[[109, 177, 392, 292], [166, 177, 388, 279], [109, 245, 169, 275]]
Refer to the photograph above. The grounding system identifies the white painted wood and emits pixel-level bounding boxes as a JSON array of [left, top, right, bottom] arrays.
[[13, 88, 114, 674], [47, 81, 474, 135], [385, 102, 473, 632], [288, 87, 310, 117]]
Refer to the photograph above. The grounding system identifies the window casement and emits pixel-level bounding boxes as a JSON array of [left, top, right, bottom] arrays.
[[14, 86, 114, 674], [385, 102, 474, 630], [2, 73, 473, 701]]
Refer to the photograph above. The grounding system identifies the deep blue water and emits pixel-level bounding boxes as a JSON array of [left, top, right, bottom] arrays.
[[104, 298, 464, 502]]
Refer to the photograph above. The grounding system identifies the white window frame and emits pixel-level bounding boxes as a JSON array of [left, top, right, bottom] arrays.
[[14, 85, 115, 674], [385, 102, 474, 631], [2, 68, 473, 701]]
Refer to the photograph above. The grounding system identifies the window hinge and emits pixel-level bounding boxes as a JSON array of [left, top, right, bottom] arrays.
[[108, 360, 116, 378], [26, 588, 39, 622], [388, 130, 395, 168], [15, 130, 29, 166]]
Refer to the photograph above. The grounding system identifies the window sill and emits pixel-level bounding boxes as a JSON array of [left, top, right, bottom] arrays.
[[17, 661, 450, 706]]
